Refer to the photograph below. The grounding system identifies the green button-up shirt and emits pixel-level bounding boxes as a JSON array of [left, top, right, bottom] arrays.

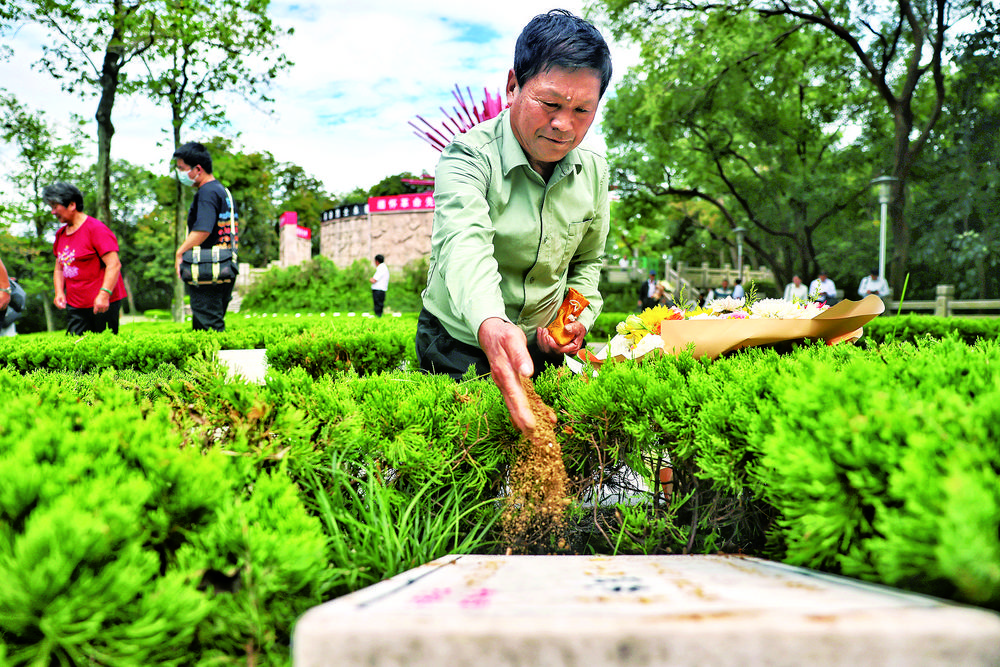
[[422, 109, 610, 348]]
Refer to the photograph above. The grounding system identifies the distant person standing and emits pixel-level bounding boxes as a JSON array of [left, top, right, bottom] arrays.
[[732, 278, 745, 299], [858, 268, 890, 298], [705, 278, 733, 305], [370, 254, 389, 317], [637, 270, 658, 310], [173, 141, 237, 331], [783, 275, 808, 301], [44, 182, 127, 335], [809, 270, 837, 305]]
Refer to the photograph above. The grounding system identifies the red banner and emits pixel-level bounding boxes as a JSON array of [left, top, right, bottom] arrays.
[[368, 193, 435, 212]]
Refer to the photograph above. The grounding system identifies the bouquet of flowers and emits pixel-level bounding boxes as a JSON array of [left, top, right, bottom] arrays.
[[581, 293, 886, 366]]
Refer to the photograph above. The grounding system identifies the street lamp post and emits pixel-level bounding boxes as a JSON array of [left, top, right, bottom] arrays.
[[733, 227, 747, 282], [870, 176, 899, 284]]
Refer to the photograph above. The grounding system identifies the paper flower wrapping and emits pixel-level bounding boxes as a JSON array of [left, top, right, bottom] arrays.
[[582, 295, 886, 366]]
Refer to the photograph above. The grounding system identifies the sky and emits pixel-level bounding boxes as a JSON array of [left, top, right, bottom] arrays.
[[0, 1, 638, 199]]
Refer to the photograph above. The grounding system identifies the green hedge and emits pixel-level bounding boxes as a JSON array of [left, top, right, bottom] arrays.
[[0, 315, 417, 377]]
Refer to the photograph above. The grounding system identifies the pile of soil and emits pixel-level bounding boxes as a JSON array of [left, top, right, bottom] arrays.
[[501, 376, 571, 554]]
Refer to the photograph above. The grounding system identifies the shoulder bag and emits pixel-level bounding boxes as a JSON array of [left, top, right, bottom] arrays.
[[180, 187, 239, 285]]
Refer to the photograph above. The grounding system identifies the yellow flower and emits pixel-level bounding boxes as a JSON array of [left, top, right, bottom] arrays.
[[639, 305, 675, 331], [616, 313, 654, 345]]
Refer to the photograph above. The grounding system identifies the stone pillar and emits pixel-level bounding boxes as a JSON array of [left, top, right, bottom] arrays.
[[935, 284, 954, 317]]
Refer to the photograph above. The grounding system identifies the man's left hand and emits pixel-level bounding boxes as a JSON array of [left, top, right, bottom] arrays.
[[536, 321, 585, 355]]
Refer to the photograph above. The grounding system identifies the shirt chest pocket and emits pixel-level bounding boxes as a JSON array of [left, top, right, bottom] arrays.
[[557, 218, 591, 272]]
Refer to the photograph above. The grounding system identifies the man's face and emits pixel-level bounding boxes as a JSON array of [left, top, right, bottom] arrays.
[[506, 66, 601, 178], [175, 158, 201, 185], [792, 276, 801, 286]]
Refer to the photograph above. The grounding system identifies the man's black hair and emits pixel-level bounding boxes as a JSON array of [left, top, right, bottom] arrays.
[[513, 9, 612, 97], [173, 141, 213, 174], [375, 254, 384, 263], [42, 182, 85, 212]]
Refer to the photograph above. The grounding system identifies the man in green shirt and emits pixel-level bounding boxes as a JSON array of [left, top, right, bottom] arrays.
[[416, 9, 612, 433]]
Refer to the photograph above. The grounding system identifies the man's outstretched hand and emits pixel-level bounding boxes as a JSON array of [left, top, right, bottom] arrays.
[[478, 317, 556, 433]]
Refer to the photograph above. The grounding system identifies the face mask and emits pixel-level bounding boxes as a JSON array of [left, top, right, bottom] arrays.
[[177, 167, 196, 186]]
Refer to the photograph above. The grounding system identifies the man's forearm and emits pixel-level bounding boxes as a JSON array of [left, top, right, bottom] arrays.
[[176, 231, 211, 257]]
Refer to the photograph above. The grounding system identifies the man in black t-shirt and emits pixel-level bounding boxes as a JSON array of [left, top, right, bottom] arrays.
[[173, 142, 237, 331]]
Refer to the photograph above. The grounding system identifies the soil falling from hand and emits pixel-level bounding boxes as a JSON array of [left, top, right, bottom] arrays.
[[501, 376, 571, 554]]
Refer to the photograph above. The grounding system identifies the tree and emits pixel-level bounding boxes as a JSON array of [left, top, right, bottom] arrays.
[[6, 0, 162, 228], [274, 165, 336, 256], [141, 0, 291, 320], [600, 7, 875, 288], [3, 0, 292, 321], [0, 92, 87, 330], [903, 3, 1000, 299], [84, 159, 168, 312], [600, 0, 980, 293]]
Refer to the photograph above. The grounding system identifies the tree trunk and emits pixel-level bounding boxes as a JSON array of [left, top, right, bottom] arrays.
[[43, 300, 56, 333], [172, 116, 186, 323], [173, 179, 186, 323], [95, 44, 123, 228], [122, 274, 137, 315], [888, 104, 912, 296]]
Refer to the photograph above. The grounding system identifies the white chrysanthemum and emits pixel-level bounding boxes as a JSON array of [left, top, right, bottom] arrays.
[[709, 296, 746, 314], [750, 298, 801, 319], [606, 332, 664, 359]]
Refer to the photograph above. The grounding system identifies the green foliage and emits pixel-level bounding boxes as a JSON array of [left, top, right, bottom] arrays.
[[241, 255, 426, 314], [300, 453, 500, 597], [178, 471, 333, 665], [0, 315, 417, 377], [864, 314, 1000, 345], [266, 319, 417, 378], [600, 5, 873, 286], [597, 0, 990, 298], [750, 337, 1000, 607], [0, 370, 225, 666]]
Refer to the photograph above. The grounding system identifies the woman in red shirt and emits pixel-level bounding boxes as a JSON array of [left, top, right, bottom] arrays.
[[44, 182, 127, 335]]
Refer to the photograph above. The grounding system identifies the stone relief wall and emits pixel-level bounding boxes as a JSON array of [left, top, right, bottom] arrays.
[[319, 209, 433, 270]]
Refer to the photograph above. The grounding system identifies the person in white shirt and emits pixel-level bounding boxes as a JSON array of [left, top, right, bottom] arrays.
[[783, 275, 809, 302], [369, 254, 390, 317], [732, 278, 745, 299], [858, 268, 890, 298], [809, 270, 837, 305]]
